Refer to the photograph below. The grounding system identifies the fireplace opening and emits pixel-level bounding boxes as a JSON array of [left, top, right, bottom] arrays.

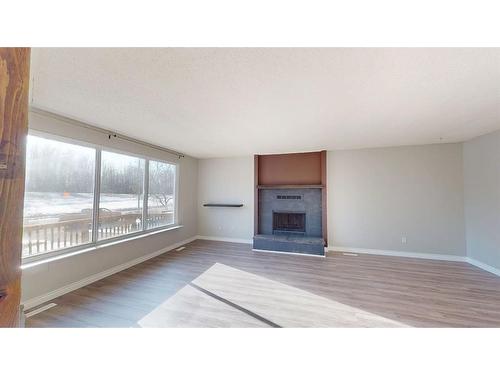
[[273, 212, 306, 235]]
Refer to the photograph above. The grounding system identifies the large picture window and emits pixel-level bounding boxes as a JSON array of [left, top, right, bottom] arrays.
[[23, 135, 95, 257], [22, 133, 179, 261]]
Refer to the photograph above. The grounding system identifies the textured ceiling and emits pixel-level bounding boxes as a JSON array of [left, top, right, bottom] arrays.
[[31, 48, 500, 158]]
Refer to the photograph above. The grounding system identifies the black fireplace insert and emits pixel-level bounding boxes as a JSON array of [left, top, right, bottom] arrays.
[[273, 211, 306, 234]]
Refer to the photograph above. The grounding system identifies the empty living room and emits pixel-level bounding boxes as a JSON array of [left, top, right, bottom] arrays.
[[1, 2, 500, 373]]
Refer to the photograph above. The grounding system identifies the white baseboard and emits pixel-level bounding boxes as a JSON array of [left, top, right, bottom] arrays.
[[22, 236, 198, 310], [466, 257, 500, 277], [327, 246, 467, 262], [196, 235, 253, 244]]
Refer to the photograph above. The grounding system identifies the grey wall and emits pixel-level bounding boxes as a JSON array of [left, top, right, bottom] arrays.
[[328, 144, 466, 256], [463, 130, 500, 269], [197, 157, 254, 240], [197, 144, 467, 257], [22, 112, 199, 303]]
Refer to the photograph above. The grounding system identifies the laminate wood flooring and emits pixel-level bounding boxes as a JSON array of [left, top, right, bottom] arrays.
[[26, 240, 500, 328]]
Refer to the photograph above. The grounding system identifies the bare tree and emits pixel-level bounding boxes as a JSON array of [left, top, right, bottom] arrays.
[[148, 161, 175, 211]]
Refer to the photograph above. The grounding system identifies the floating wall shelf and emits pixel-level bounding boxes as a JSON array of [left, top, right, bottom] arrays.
[[203, 204, 244, 207]]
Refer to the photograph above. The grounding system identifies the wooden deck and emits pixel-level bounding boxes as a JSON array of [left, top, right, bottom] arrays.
[[26, 239, 500, 327]]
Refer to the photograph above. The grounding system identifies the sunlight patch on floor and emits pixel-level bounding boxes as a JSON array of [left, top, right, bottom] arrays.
[[138, 263, 408, 328]]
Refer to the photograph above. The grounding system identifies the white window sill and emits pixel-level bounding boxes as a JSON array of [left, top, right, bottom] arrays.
[[21, 224, 183, 270]]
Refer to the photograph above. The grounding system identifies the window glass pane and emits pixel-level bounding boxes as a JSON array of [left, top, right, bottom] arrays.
[[147, 160, 176, 229], [99, 151, 144, 240], [23, 135, 95, 258]]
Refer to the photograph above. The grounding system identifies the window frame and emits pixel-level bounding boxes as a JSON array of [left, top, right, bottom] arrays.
[[22, 131, 180, 264]]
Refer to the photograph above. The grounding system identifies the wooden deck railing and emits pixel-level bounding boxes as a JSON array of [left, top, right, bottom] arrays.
[[22, 212, 173, 258]]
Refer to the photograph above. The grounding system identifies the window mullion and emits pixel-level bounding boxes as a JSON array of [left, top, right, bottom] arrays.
[[92, 149, 102, 243], [142, 159, 149, 231]]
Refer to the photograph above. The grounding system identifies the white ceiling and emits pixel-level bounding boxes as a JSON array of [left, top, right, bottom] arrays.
[[31, 48, 500, 158]]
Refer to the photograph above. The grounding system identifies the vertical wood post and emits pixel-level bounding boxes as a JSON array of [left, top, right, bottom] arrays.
[[320, 150, 327, 246], [254, 155, 259, 236], [0, 48, 30, 327]]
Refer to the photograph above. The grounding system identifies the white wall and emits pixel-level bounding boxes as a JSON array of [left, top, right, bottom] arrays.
[[463, 130, 500, 270], [21, 112, 199, 305], [328, 144, 466, 256], [197, 157, 254, 241]]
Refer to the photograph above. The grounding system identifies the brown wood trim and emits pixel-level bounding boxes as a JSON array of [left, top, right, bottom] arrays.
[[258, 184, 324, 190], [257, 151, 322, 186], [254, 155, 259, 236], [320, 150, 327, 246], [0, 48, 30, 327]]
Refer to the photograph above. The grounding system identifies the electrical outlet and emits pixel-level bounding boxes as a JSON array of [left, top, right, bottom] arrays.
[[401, 236, 407, 244]]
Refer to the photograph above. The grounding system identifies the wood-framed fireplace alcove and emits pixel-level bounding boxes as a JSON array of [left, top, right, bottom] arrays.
[[254, 150, 327, 253]]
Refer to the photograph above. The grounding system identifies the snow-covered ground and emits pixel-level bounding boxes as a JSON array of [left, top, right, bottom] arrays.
[[24, 192, 172, 222]]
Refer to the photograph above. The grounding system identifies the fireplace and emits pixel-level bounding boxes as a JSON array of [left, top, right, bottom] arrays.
[[273, 212, 306, 234], [253, 151, 327, 256], [253, 187, 325, 255]]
